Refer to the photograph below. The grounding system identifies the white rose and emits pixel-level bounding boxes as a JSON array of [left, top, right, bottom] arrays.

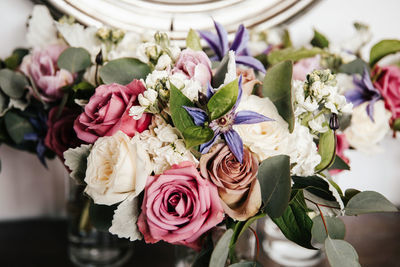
[[84, 131, 152, 205], [233, 95, 290, 161], [344, 101, 391, 154]]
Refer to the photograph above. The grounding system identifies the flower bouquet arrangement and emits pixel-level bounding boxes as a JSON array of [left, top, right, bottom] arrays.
[[0, 5, 399, 267]]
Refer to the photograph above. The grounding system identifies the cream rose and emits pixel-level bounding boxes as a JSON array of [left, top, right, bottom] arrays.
[[84, 131, 152, 205]]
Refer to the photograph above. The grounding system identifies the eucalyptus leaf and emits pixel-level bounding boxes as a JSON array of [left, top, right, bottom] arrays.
[[192, 244, 213, 267], [338, 58, 369, 75], [315, 129, 336, 172], [292, 176, 336, 202], [99, 57, 151, 85], [4, 111, 34, 144], [231, 213, 266, 246], [169, 83, 195, 134], [208, 78, 238, 121], [267, 47, 326, 66], [0, 69, 28, 99], [325, 237, 360, 267], [209, 229, 234, 267], [369, 39, 400, 66], [345, 191, 398, 215], [64, 144, 93, 184], [0, 91, 10, 116], [328, 155, 350, 171], [186, 29, 202, 51], [310, 29, 330, 48], [4, 48, 29, 70], [257, 155, 291, 218], [262, 60, 294, 132], [211, 54, 229, 88], [182, 125, 214, 148], [57, 47, 91, 73], [311, 215, 345, 244], [89, 201, 118, 232], [228, 261, 263, 267]]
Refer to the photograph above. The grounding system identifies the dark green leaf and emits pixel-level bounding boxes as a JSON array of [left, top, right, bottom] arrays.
[[89, 201, 118, 232], [257, 155, 291, 218], [292, 176, 337, 202], [315, 129, 336, 172], [0, 69, 28, 99], [342, 189, 360, 206], [325, 237, 360, 267], [72, 81, 95, 92], [0, 91, 10, 116], [311, 215, 345, 244], [231, 213, 266, 246], [192, 242, 213, 267], [267, 47, 326, 66], [369, 39, 400, 66], [393, 118, 400, 131], [186, 29, 202, 51], [338, 58, 369, 75], [345, 191, 398, 215], [182, 125, 214, 148], [228, 261, 263, 267], [4, 111, 34, 144], [211, 54, 229, 88], [262, 60, 294, 132], [310, 29, 330, 48], [169, 83, 195, 134], [208, 78, 238, 121], [57, 47, 91, 73], [99, 57, 151, 85], [4, 48, 29, 70], [328, 155, 350, 171], [209, 229, 234, 267]]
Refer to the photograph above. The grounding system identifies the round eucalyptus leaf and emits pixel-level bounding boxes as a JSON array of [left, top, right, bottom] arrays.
[[0, 69, 28, 99], [57, 47, 91, 73], [99, 58, 151, 85]]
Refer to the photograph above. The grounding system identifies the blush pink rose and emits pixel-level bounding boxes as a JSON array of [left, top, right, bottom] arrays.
[[374, 65, 400, 121], [329, 133, 350, 175], [74, 80, 152, 143], [20, 44, 74, 102], [137, 161, 224, 250], [292, 56, 321, 81], [173, 49, 212, 87]]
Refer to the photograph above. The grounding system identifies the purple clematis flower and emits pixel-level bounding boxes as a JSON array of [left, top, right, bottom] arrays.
[[24, 112, 48, 168], [345, 68, 382, 122], [198, 21, 266, 73], [184, 76, 273, 163]]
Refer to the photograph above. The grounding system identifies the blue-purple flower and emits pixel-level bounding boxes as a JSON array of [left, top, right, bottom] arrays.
[[24, 112, 48, 167], [184, 77, 272, 163], [345, 68, 382, 122], [198, 21, 266, 73]]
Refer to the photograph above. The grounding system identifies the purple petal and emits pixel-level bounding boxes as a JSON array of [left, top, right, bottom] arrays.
[[263, 44, 273, 55], [200, 132, 220, 154], [198, 30, 223, 60], [214, 21, 229, 58], [183, 106, 208, 126], [224, 130, 243, 163], [234, 110, 274, 125], [24, 132, 39, 141], [236, 55, 266, 73], [362, 68, 381, 95], [366, 97, 380, 122], [206, 82, 215, 99], [233, 75, 243, 111], [230, 24, 250, 55], [344, 88, 365, 107]]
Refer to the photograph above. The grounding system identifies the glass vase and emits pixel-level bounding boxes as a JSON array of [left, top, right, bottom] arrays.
[[67, 181, 133, 267]]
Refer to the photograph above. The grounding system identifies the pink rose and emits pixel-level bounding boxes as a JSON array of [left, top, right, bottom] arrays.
[[329, 133, 350, 175], [374, 65, 400, 121], [74, 80, 152, 143], [20, 44, 74, 102], [45, 107, 82, 160], [292, 56, 321, 81], [173, 49, 212, 87], [137, 161, 224, 250]]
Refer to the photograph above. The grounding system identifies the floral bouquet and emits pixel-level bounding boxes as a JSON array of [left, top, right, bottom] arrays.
[[0, 5, 398, 267]]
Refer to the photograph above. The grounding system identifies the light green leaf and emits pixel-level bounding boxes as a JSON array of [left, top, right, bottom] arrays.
[[207, 78, 238, 121], [369, 39, 400, 66], [4, 48, 29, 70], [228, 261, 263, 267], [211, 54, 229, 88], [257, 155, 291, 218], [310, 29, 330, 48], [283, 29, 292, 48], [99, 57, 151, 85], [0, 69, 28, 99], [64, 144, 93, 184], [209, 229, 234, 267], [267, 47, 326, 66], [315, 129, 336, 172], [186, 29, 202, 51], [393, 118, 400, 131], [328, 155, 350, 171], [169, 83, 195, 134], [57, 47, 91, 73], [262, 60, 294, 133], [345, 191, 398, 215], [325, 237, 360, 267], [338, 58, 369, 75], [311, 216, 345, 244], [182, 125, 214, 148], [230, 213, 266, 246], [4, 111, 34, 144], [89, 200, 118, 232]]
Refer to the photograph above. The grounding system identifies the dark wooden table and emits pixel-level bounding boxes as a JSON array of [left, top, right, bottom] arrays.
[[0, 213, 399, 267]]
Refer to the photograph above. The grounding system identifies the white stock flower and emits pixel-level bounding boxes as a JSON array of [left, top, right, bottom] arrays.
[[145, 70, 169, 88], [138, 89, 158, 107], [107, 32, 141, 60], [155, 54, 172, 70], [308, 115, 329, 133], [344, 101, 391, 154], [26, 5, 59, 48], [154, 124, 179, 143], [129, 106, 147, 120]]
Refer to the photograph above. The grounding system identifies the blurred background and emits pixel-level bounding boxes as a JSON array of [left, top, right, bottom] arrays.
[[0, 0, 399, 221]]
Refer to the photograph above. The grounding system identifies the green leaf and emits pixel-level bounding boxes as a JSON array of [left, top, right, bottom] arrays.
[[338, 58, 370, 75], [64, 144, 93, 184], [169, 83, 195, 134], [315, 129, 336, 172], [0, 91, 10, 116], [57, 47, 91, 73], [292, 176, 337, 202], [257, 155, 291, 218], [325, 237, 360, 267], [0, 69, 28, 99], [228, 261, 263, 267], [231, 213, 266, 246], [89, 201, 118, 232], [343, 189, 360, 207], [328, 155, 350, 171], [209, 229, 234, 267], [262, 60, 294, 132], [267, 47, 326, 65], [311, 215, 345, 244], [4, 48, 29, 70], [182, 125, 214, 148], [369, 39, 400, 66], [186, 29, 202, 51], [393, 118, 400, 131], [192, 242, 213, 267], [207, 78, 238, 121], [283, 29, 292, 48], [211, 54, 229, 88], [345, 191, 398, 215], [310, 29, 330, 48], [4, 111, 34, 144], [72, 81, 95, 92], [99, 57, 151, 85]]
